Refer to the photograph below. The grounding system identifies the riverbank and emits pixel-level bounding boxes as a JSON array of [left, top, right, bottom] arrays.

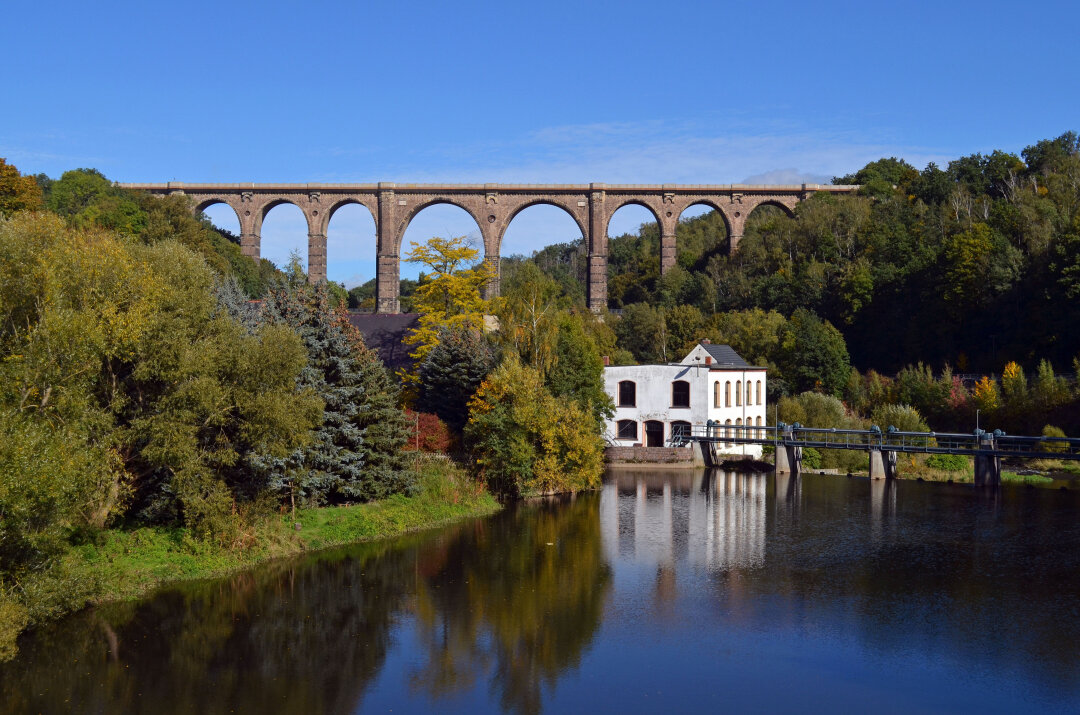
[[1, 459, 499, 660]]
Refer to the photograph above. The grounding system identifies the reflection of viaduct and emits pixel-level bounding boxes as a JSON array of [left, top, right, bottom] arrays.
[[119, 182, 858, 313]]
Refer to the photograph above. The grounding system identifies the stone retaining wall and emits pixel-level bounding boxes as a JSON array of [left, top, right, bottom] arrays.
[[605, 446, 695, 464]]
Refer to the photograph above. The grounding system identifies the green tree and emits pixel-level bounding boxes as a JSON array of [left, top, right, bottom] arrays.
[[870, 403, 929, 432], [1032, 360, 1070, 409], [417, 324, 496, 435], [776, 309, 851, 396], [0, 213, 320, 541], [545, 314, 615, 429], [663, 304, 706, 357], [614, 303, 666, 363], [253, 269, 413, 506], [465, 358, 604, 499], [495, 261, 562, 372]]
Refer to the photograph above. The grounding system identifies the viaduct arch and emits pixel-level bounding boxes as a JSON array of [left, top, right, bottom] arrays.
[[121, 181, 858, 314]]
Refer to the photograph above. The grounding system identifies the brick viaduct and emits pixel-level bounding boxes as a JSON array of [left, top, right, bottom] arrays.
[[118, 182, 858, 313]]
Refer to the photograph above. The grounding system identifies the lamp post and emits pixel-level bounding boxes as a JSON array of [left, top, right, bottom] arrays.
[[976, 408, 980, 432]]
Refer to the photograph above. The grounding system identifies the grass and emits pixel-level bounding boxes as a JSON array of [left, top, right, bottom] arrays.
[[1, 460, 499, 659], [1001, 471, 1054, 485], [1028, 459, 1080, 475], [69, 460, 498, 603]]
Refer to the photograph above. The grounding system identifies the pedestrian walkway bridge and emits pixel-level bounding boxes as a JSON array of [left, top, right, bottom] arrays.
[[685, 423, 1080, 486]]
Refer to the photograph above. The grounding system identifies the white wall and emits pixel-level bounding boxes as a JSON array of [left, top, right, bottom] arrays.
[[603, 361, 767, 458]]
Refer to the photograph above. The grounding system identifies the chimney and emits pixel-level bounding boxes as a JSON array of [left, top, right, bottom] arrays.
[[602, 355, 610, 366], [702, 338, 711, 344], [705, 356, 712, 365]]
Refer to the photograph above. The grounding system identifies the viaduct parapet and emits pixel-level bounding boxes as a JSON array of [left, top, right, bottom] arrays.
[[118, 182, 858, 314]]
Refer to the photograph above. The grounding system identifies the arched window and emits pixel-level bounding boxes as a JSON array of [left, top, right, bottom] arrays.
[[713, 381, 721, 408], [616, 420, 638, 441], [756, 380, 762, 405], [746, 381, 752, 406], [756, 415, 763, 439], [671, 420, 691, 443], [672, 380, 690, 408], [724, 418, 733, 442], [736, 380, 742, 406], [618, 380, 636, 407], [725, 381, 731, 407]]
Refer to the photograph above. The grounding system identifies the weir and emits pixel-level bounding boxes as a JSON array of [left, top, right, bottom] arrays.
[[689, 424, 1080, 485]]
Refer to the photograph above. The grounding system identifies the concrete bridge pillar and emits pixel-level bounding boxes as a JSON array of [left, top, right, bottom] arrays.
[[974, 435, 1001, 487], [868, 449, 898, 479], [375, 183, 400, 314], [774, 428, 802, 475]]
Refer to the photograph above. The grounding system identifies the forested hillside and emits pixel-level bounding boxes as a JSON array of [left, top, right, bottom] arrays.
[[506, 132, 1080, 377]]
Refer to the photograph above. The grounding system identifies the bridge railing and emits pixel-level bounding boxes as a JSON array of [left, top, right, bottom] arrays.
[[688, 423, 1080, 460]]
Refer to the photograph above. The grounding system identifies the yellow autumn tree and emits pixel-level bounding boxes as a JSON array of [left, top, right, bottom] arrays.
[[972, 376, 1000, 412], [0, 159, 43, 217], [1000, 360, 1028, 405], [400, 236, 492, 384]]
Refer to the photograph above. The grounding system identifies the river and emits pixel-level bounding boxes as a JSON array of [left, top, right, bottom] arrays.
[[3, 469, 1080, 713]]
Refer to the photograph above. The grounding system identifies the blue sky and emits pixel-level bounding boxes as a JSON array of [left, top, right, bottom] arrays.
[[5, 0, 1078, 285]]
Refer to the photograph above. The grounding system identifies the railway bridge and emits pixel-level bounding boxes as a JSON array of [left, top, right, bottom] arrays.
[[118, 181, 857, 313]]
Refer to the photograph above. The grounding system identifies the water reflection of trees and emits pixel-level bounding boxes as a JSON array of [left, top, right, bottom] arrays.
[[6, 475, 1080, 710], [408, 494, 612, 715], [1, 498, 612, 715], [0, 538, 421, 714]]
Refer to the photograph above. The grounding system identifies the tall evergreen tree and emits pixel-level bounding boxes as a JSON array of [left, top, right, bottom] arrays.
[[332, 306, 413, 498], [246, 261, 413, 506], [417, 324, 496, 435]]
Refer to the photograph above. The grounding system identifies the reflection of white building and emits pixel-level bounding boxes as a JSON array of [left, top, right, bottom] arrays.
[[603, 341, 767, 458], [599, 470, 767, 572]]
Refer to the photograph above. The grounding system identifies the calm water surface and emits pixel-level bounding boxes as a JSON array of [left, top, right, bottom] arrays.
[[4, 470, 1080, 714]]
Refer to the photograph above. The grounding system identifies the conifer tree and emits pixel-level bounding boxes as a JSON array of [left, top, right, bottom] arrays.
[[417, 325, 496, 435], [248, 259, 413, 505], [332, 306, 413, 498]]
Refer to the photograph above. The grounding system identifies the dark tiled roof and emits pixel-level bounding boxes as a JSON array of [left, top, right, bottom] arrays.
[[701, 342, 751, 368], [347, 313, 419, 371]]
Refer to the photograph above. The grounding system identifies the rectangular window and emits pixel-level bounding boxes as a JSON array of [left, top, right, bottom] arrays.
[[618, 381, 636, 407]]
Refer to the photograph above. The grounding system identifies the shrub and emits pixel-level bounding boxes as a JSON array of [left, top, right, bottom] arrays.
[[870, 403, 930, 433], [404, 410, 454, 453], [1039, 425, 1067, 453], [802, 447, 823, 470], [0, 594, 28, 662], [926, 454, 968, 472]]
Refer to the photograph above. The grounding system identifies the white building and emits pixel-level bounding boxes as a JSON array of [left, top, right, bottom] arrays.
[[603, 340, 768, 458]]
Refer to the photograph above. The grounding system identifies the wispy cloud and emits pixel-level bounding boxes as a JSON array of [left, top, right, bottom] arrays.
[[361, 119, 952, 185], [0, 145, 109, 169]]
